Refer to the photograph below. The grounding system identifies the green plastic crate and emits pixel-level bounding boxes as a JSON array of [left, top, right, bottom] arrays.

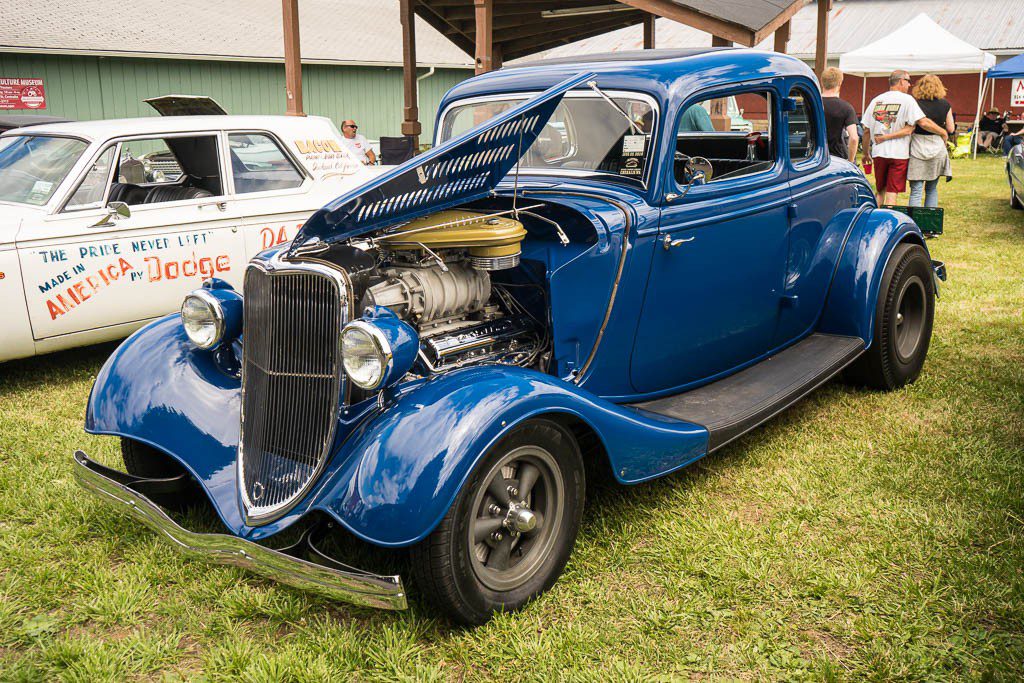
[[882, 205, 943, 236]]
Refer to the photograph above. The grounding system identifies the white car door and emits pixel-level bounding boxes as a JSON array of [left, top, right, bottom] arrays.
[[224, 130, 334, 257], [16, 133, 246, 342]]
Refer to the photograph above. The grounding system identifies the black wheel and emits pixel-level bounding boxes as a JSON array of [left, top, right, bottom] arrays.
[[844, 242, 935, 390], [121, 438, 200, 510], [411, 419, 585, 625], [1011, 179, 1023, 210]]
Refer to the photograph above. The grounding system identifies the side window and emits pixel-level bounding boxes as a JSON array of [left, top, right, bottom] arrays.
[[65, 146, 116, 210], [119, 139, 182, 184], [675, 90, 775, 185], [788, 89, 818, 162], [100, 135, 222, 206], [228, 133, 304, 194]]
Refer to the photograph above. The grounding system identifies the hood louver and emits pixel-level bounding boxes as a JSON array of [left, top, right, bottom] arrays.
[[289, 71, 594, 254]]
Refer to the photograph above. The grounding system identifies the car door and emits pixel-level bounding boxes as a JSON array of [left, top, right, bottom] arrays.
[[630, 84, 790, 394], [16, 133, 245, 341], [776, 84, 860, 346], [223, 130, 323, 257]]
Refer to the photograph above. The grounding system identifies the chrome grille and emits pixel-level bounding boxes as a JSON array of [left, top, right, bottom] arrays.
[[239, 262, 348, 523]]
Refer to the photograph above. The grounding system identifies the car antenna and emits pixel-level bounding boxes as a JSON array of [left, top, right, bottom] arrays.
[[587, 80, 641, 135]]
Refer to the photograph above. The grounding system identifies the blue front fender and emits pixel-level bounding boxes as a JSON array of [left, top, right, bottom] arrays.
[[312, 366, 707, 547], [87, 319, 708, 548], [817, 208, 928, 347]]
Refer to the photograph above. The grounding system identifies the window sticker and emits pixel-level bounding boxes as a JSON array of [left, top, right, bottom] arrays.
[[28, 180, 54, 205], [619, 135, 648, 178]]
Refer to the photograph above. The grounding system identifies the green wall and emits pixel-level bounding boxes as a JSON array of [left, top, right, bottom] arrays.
[[0, 53, 470, 142]]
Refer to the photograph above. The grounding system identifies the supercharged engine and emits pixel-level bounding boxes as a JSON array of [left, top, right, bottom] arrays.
[[321, 209, 548, 375]]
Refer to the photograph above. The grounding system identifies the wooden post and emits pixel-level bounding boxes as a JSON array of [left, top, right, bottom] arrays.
[[774, 19, 790, 54], [474, 0, 495, 75], [815, 0, 831, 77], [400, 0, 421, 148], [643, 13, 655, 50], [282, 0, 304, 116], [710, 36, 731, 131]]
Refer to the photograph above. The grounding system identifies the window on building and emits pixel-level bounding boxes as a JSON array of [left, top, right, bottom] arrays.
[[228, 133, 304, 194], [675, 90, 776, 185]]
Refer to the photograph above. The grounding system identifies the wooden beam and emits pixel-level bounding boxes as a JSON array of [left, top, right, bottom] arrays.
[[400, 0, 421, 145], [475, 0, 495, 74], [643, 12, 655, 49], [752, 0, 806, 45], [774, 19, 790, 54], [815, 0, 831, 77], [499, 16, 643, 59], [415, 5, 475, 55], [615, 0, 754, 46], [281, 0, 303, 116]]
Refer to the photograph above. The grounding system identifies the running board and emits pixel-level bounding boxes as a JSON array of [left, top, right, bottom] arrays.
[[630, 334, 864, 452]]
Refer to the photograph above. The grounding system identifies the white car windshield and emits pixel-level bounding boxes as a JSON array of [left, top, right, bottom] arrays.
[[439, 93, 657, 186], [0, 135, 88, 205]]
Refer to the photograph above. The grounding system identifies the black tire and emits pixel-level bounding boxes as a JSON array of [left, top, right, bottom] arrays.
[[411, 419, 585, 625], [121, 438, 200, 510], [844, 242, 935, 390]]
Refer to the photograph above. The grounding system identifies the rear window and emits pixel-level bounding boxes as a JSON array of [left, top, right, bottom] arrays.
[[229, 133, 304, 194]]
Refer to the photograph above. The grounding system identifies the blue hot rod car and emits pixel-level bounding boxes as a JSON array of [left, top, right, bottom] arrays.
[[75, 49, 946, 624]]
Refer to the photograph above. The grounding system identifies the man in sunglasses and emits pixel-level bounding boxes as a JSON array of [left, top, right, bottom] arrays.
[[861, 70, 948, 205], [339, 119, 376, 165]]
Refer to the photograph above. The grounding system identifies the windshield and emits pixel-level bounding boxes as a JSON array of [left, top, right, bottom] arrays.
[[440, 93, 657, 185], [0, 135, 88, 205]]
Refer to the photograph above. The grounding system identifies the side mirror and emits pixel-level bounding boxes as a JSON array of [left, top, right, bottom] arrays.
[[89, 201, 131, 229]]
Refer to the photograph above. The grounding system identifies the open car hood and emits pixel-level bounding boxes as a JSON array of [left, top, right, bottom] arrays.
[[144, 95, 227, 116], [289, 71, 594, 252]]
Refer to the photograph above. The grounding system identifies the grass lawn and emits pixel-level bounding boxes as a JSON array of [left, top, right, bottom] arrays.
[[1, 157, 1022, 681]]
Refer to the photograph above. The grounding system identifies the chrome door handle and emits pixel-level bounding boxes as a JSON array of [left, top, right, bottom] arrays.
[[662, 234, 695, 250], [199, 201, 228, 212]]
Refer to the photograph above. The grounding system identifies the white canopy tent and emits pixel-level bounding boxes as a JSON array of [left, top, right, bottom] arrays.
[[839, 14, 995, 157]]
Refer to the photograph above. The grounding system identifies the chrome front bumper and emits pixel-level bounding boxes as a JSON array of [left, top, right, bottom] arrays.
[[73, 450, 407, 610]]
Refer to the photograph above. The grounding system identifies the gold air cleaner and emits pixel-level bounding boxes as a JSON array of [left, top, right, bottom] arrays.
[[378, 210, 527, 270]]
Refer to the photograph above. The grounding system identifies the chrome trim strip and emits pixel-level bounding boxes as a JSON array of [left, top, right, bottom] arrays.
[[73, 450, 407, 610]]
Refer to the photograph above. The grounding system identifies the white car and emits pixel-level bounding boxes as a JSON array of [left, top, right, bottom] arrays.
[[0, 114, 376, 362]]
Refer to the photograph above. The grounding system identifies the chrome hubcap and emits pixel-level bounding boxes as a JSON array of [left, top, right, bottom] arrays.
[[468, 445, 564, 592]]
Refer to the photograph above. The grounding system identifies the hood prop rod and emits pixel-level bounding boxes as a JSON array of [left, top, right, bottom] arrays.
[[587, 80, 641, 135]]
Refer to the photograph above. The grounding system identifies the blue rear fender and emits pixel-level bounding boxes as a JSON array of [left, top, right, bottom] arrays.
[[817, 208, 928, 347], [312, 366, 707, 548]]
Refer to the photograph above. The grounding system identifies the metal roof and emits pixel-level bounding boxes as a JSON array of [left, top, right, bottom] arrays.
[[0, 0, 474, 68], [415, 0, 804, 61], [529, 0, 1024, 61]]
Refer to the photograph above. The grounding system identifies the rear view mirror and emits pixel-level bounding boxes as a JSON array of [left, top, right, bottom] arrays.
[[110, 201, 131, 218]]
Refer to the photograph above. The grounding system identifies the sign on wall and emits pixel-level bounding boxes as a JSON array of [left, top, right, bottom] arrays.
[[0, 78, 46, 110], [1013, 78, 1024, 108]]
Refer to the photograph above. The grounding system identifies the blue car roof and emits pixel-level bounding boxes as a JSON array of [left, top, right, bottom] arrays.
[[437, 48, 817, 123]]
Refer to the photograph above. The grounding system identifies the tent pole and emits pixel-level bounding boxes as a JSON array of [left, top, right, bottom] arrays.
[[861, 75, 867, 113], [972, 71, 986, 159]]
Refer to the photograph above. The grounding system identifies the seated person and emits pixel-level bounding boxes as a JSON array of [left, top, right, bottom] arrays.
[[977, 109, 1005, 151], [679, 104, 715, 132]]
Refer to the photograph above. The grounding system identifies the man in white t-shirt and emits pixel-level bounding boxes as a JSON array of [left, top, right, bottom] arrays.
[[861, 70, 948, 205], [339, 120, 376, 165]]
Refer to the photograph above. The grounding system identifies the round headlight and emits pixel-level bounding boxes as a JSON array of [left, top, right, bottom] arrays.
[[341, 321, 393, 390], [181, 289, 225, 349]]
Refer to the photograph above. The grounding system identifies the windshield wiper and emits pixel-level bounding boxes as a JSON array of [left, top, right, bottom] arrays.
[[587, 81, 642, 135]]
